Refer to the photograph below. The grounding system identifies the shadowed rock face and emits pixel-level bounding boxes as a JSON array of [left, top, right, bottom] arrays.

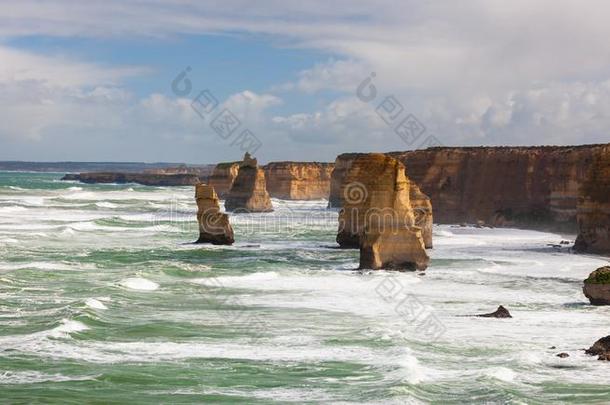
[[264, 162, 334, 200], [207, 162, 240, 198], [476, 305, 512, 318], [575, 146, 610, 254], [62, 172, 200, 186], [195, 184, 234, 245], [388, 145, 610, 231], [336, 153, 429, 271], [225, 154, 273, 213], [586, 335, 610, 361]]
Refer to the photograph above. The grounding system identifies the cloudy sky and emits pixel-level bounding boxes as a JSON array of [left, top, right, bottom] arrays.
[[1, 0, 609, 163]]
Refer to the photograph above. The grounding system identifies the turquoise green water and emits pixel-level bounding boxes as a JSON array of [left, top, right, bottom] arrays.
[[1, 172, 610, 404]]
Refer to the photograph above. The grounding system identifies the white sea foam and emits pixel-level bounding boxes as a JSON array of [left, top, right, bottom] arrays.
[[120, 277, 159, 291], [52, 319, 89, 334], [0, 371, 97, 384], [95, 201, 118, 209], [85, 298, 108, 310]]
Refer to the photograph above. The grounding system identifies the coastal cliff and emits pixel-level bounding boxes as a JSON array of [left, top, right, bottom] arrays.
[[331, 145, 609, 233], [336, 153, 429, 270], [208, 162, 240, 198], [62, 172, 200, 186], [575, 146, 610, 254], [388, 146, 609, 230], [263, 162, 334, 200]]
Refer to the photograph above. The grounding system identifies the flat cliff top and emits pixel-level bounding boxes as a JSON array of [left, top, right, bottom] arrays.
[[387, 143, 610, 155], [264, 161, 334, 168]]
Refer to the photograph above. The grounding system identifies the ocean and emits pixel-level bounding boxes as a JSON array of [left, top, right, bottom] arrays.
[[1, 171, 609, 404]]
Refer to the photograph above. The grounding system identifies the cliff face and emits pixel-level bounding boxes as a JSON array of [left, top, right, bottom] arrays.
[[329, 145, 608, 231], [264, 162, 334, 200], [225, 154, 273, 212], [388, 146, 608, 231], [336, 153, 429, 270], [63, 172, 200, 186], [575, 146, 610, 254], [195, 184, 234, 245], [208, 162, 240, 198]]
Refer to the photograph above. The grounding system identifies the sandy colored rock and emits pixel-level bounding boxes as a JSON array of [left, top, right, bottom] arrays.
[[332, 153, 433, 249], [195, 184, 234, 245], [583, 266, 610, 305], [208, 162, 240, 198], [574, 145, 610, 254], [387, 145, 610, 232], [410, 183, 433, 248], [264, 162, 334, 200], [225, 153, 273, 212], [336, 153, 429, 271]]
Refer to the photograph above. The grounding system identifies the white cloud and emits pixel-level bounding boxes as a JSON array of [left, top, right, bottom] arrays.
[[1, 1, 610, 161]]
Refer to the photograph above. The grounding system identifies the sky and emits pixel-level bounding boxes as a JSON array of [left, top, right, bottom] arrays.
[[1, 0, 610, 164]]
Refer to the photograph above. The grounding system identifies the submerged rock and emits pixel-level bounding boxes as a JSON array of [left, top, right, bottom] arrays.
[[556, 352, 570, 358], [586, 335, 610, 361], [195, 184, 234, 245], [335, 153, 429, 271], [583, 266, 610, 305], [225, 153, 273, 213], [476, 305, 512, 318]]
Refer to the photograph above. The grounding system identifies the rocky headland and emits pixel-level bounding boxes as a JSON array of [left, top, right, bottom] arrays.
[[330, 145, 610, 255], [225, 153, 273, 212], [336, 153, 429, 270], [62, 172, 201, 186]]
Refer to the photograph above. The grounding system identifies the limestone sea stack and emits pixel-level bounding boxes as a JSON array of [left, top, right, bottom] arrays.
[[195, 183, 234, 245], [331, 153, 433, 249], [207, 162, 240, 198], [225, 153, 273, 212], [583, 266, 610, 305], [337, 153, 429, 270], [264, 162, 334, 200], [574, 145, 610, 254]]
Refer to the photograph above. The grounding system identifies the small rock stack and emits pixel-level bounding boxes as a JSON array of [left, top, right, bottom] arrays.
[[195, 183, 234, 245]]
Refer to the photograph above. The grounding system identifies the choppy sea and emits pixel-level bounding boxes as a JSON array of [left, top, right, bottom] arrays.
[[1, 171, 609, 404]]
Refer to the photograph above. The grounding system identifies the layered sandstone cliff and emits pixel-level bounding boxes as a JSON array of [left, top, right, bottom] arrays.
[[575, 146, 610, 254], [263, 162, 334, 200], [207, 162, 240, 198], [336, 154, 429, 270], [62, 172, 200, 186], [195, 184, 234, 245], [331, 145, 609, 234], [225, 154, 273, 212], [388, 145, 609, 231]]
